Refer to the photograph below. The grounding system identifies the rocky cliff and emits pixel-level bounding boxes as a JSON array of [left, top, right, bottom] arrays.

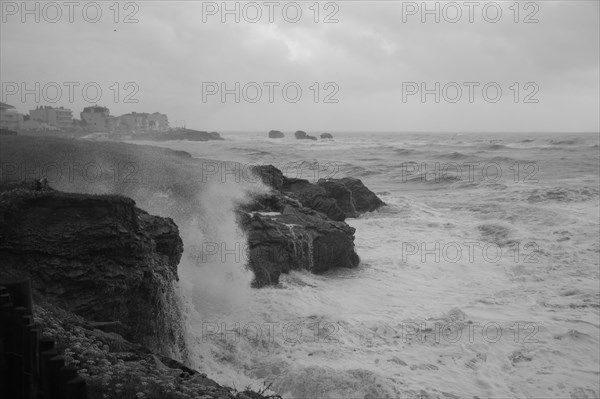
[[0, 180, 185, 359]]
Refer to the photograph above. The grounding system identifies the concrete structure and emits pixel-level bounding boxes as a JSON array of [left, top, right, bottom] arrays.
[[29, 106, 73, 129], [0, 102, 23, 130], [80, 105, 113, 132]]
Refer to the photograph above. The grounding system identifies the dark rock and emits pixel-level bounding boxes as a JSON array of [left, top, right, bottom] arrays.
[[294, 130, 307, 139], [250, 164, 285, 191], [320, 133, 333, 139], [238, 193, 359, 287], [268, 130, 285, 138], [294, 131, 317, 140], [0, 182, 185, 356], [317, 180, 358, 218], [282, 178, 346, 221], [240, 165, 386, 286], [333, 177, 386, 213]]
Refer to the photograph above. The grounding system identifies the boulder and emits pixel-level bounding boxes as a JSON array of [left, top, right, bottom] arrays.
[[320, 133, 333, 139], [0, 181, 185, 357], [268, 130, 285, 138], [294, 131, 317, 140], [294, 130, 307, 139]]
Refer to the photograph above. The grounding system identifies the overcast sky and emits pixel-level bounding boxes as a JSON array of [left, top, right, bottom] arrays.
[[1, 0, 598, 132]]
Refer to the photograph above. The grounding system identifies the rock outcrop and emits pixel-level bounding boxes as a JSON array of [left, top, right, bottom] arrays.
[[239, 165, 385, 287], [0, 180, 185, 358], [320, 133, 333, 139], [268, 130, 285, 138], [238, 193, 359, 287], [251, 165, 386, 221], [294, 131, 317, 140]]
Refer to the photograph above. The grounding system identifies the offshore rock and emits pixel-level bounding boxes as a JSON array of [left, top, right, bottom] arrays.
[[238, 193, 359, 287], [268, 130, 285, 138]]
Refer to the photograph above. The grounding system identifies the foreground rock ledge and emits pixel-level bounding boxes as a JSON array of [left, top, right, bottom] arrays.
[[0, 180, 277, 398], [0, 180, 184, 358]]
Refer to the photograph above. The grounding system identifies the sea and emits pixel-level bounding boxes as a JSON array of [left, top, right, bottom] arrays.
[[134, 132, 600, 399]]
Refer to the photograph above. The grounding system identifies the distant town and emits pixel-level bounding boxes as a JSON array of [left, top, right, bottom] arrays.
[[0, 102, 176, 138]]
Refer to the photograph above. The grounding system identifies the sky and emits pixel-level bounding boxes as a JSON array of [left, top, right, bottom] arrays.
[[1, 0, 599, 133]]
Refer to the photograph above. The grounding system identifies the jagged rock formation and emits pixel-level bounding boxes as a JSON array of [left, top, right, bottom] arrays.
[[318, 177, 386, 214], [294, 131, 317, 140], [238, 165, 385, 287], [268, 130, 285, 138], [320, 133, 333, 139], [251, 165, 386, 221], [238, 194, 359, 287], [0, 180, 185, 358], [316, 179, 358, 218]]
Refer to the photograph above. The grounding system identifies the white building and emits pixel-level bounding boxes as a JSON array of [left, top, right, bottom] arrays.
[[0, 102, 23, 130]]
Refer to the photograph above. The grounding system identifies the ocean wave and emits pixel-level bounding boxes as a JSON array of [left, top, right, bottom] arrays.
[[526, 186, 599, 203], [477, 223, 518, 247], [486, 144, 508, 150], [392, 148, 416, 155], [549, 139, 580, 145], [438, 151, 470, 160]]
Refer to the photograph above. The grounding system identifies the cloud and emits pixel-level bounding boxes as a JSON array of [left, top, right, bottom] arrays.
[[1, 0, 597, 132]]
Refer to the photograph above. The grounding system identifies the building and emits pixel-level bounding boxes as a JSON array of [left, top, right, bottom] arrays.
[[80, 105, 113, 132], [116, 112, 149, 134], [147, 112, 169, 132], [0, 102, 23, 130], [115, 112, 169, 134], [29, 106, 73, 129]]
